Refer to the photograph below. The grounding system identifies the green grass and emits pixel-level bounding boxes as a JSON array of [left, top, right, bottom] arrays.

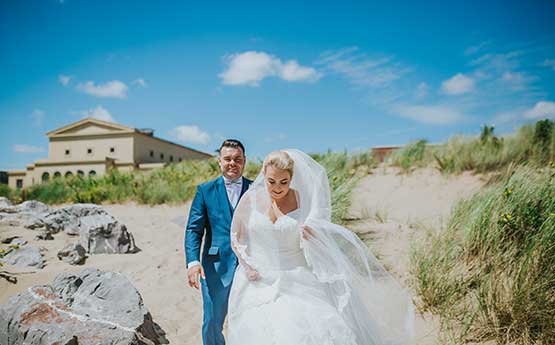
[[390, 120, 555, 174], [411, 165, 555, 344], [6, 151, 376, 225]]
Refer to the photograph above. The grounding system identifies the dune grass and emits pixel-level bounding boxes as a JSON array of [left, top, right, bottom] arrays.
[[390, 120, 555, 174], [4, 151, 376, 224], [411, 165, 555, 344]]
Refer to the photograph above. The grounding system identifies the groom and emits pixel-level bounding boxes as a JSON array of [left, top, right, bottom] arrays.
[[185, 139, 252, 345]]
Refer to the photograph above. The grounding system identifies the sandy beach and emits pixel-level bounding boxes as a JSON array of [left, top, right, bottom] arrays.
[[0, 166, 486, 345]]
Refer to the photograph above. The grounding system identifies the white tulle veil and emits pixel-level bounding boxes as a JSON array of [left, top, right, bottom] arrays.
[[230, 149, 414, 345]]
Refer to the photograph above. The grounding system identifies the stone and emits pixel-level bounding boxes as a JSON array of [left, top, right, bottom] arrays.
[[0, 268, 168, 345], [57, 243, 87, 265], [1, 246, 45, 269]]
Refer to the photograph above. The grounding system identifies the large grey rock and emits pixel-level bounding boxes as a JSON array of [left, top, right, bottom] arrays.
[[78, 216, 138, 254], [0, 197, 13, 209], [15, 200, 51, 214], [40, 204, 107, 235], [0, 268, 168, 345], [57, 243, 86, 265], [1, 246, 45, 269]]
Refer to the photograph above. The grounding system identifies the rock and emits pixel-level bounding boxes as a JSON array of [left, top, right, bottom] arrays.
[[1, 246, 45, 269], [42, 204, 112, 235], [0, 197, 12, 208], [0, 268, 168, 345], [15, 200, 51, 214], [79, 217, 138, 254], [9, 238, 27, 246], [0, 197, 15, 213], [57, 243, 86, 265], [1, 236, 20, 244], [35, 230, 54, 241]]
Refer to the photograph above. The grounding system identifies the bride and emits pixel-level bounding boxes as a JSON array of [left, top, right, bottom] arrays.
[[228, 149, 414, 345]]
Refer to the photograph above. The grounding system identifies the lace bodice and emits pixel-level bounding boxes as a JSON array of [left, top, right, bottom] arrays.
[[247, 208, 308, 271]]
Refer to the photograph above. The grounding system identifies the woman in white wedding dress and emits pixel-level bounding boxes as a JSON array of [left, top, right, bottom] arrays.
[[228, 149, 414, 345]]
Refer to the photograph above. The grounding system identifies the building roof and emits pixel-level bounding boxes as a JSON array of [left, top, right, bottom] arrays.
[[46, 117, 213, 157]]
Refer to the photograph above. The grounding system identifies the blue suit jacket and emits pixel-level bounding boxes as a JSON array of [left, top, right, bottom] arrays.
[[185, 176, 252, 286]]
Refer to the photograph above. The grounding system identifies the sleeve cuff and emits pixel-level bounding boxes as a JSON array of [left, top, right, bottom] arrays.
[[187, 260, 200, 269]]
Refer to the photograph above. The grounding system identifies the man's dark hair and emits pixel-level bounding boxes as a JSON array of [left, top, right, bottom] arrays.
[[219, 139, 245, 155]]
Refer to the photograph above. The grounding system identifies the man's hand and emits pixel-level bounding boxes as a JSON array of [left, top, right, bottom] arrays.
[[187, 265, 206, 290]]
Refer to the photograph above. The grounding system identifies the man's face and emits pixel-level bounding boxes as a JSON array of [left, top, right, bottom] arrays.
[[218, 147, 246, 180]]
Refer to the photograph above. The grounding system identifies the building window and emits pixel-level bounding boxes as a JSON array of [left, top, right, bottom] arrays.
[[150, 150, 154, 158], [170, 155, 174, 162], [87, 148, 93, 155], [41, 172, 50, 181], [16, 179, 23, 189], [178, 157, 182, 162], [89, 170, 96, 177], [65, 149, 70, 156], [54, 172, 61, 179], [77, 170, 84, 177], [110, 147, 115, 153], [65, 171, 73, 178], [160, 153, 164, 160]]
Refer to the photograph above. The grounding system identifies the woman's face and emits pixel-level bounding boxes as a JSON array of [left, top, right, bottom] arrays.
[[264, 165, 292, 201]]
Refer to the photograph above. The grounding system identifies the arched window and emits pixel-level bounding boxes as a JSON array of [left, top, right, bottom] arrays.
[[89, 170, 96, 177], [41, 172, 50, 181], [53, 172, 61, 179], [65, 171, 73, 178], [77, 170, 84, 177]]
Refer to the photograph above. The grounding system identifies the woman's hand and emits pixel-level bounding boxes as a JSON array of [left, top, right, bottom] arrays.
[[301, 224, 316, 240], [245, 268, 260, 281]]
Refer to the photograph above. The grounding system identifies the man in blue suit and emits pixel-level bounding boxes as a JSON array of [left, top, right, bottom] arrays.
[[185, 139, 252, 345]]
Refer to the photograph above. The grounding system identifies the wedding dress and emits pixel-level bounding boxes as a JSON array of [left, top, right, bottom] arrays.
[[228, 149, 414, 345]]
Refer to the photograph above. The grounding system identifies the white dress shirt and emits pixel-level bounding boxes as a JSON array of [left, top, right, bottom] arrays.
[[187, 176, 243, 269]]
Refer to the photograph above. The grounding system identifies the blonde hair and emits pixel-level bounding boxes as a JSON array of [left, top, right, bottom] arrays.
[[263, 151, 294, 177]]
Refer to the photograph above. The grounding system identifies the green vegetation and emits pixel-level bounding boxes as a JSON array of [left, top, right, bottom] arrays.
[[311, 150, 377, 223], [3, 151, 376, 225], [412, 165, 555, 344], [390, 120, 555, 174]]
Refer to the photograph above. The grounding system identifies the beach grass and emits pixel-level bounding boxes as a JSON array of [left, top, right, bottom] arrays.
[[390, 120, 555, 174], [411, 165, 555, 344]]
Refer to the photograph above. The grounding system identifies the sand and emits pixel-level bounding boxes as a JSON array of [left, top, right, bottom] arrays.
[[0, 166, 487, 345]]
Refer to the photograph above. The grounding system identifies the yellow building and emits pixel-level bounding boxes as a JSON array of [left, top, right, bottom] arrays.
[[8, 118, 213, 189]]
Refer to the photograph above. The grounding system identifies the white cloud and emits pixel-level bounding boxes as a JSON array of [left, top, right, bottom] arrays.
[[31, 109, 44, 127], [171, 125, 210, 145], [58, 74, 72, 86], [133, 78, 148, 87], [393, 104, 465, 125], [74, 105, 115, 122], [441, 73, 475, 95], [219, 51, 321, 86], [524, 101, 555, 119], [13, 144, 45, 153], [464, 41, 491, 56], [500, 71, 536, 91], [542, 59, 555, 71], [77, 80, 128, 99], [414, 82, 429, 99], [317, 47, 408, 88]]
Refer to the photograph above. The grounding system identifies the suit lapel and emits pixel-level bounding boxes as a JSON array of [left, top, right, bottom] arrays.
[[215, 176, 233, 221]]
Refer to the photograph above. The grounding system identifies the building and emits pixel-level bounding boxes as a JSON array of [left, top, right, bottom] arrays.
[[8, 118, 213, 189]]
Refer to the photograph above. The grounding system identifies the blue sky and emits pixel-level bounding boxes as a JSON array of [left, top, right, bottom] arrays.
[[1, 0, 554, 170]]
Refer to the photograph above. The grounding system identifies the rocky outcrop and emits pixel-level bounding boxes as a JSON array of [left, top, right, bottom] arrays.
[[0, 268, 168, 345], [1, 246, 45, 269], [57, 243, 87, 265]]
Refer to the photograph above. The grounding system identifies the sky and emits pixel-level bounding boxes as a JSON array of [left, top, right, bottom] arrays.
[[1, 0, 554, 170]]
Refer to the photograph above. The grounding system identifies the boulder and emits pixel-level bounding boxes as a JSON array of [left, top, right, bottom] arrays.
[[34, 231, 54, 241], [1, 246, 45, 269], [0, 268, 168, 345], [57, 243, 86, 265]]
